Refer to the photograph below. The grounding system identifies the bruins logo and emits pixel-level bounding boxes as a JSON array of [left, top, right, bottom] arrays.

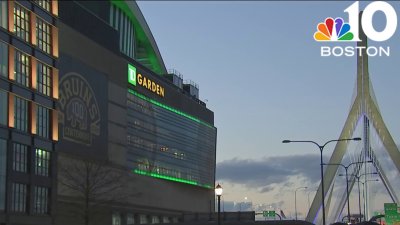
[[58, 72, 100, 146]]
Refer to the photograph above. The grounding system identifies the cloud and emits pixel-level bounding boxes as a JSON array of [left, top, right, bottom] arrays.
[[216, 154, 324, 191], [259, 186, 274, 193], [253, 201, 285, 212], [221, 200, 253, 212], [216, 145, 400, 198]]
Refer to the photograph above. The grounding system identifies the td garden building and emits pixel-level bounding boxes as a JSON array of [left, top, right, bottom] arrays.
[[0, 1, 217, 225], [57, 1, 217, 224]]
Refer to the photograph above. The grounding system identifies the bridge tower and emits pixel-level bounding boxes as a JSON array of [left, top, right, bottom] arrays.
[[306, 14, 400, 224]]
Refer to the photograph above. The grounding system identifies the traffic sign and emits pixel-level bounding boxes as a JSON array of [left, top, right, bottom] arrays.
[[385, 203, 400, 225], [263, 210, 275, 218]]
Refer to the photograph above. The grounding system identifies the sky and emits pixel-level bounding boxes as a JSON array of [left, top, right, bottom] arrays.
[[137, 1, 400, 220]]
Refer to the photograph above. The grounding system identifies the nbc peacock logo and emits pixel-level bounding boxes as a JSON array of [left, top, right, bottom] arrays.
[[314, 17, 353, 41], [314, 1, 397, 57]]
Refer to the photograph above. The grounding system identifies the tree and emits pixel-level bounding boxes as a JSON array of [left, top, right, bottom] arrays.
[[58, 157, 130, 225]]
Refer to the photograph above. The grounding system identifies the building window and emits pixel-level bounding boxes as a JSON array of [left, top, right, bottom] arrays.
[[127, 213, 135, 225], [11, 183, 27, 213], [139, 215, 148, 224], [33, 186, 49, 214], [0, 41, 7, 77], [37, 61, 51, 96], [112, 212, 121, 225], [35, 0, 51, 12], [0, 89, 7, 126], [14, 96, 28, 132], [151, 216, 160, 224], [14, 50, 30, 87], [110, 5, 135, 59], [0, 1, 7, 29], [13, 143, 28, 173], [0, 139, 6, 210], [36, 17, 51, 54], [162, 217, 170, 224], [37, 105, 49, 138], [14, 3, 30, 42], [35, 148, 50, 176]]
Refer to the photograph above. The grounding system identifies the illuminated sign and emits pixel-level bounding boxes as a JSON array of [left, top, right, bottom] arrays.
[[128, 64, 165, 97], [128, 64, 136, 86], [137, 73, 165, 97]]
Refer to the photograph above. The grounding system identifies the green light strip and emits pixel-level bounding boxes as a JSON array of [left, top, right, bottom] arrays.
[[110, 0, 163, 75], [128, 89, 215, 129], [133, 169, 212, 189]]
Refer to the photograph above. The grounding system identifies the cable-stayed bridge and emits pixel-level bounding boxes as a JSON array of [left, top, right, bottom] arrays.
[[306, 18, 400, 225]]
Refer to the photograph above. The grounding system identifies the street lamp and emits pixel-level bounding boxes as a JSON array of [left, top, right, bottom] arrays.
[[361, 179, 379, 221], [358, 173, 378, 222], [282, 137, 361, 225], [215, 184, 223, 225], [325, 160, 372, 223], [340, 172, 378, 222], [295, 186, 307, 220]]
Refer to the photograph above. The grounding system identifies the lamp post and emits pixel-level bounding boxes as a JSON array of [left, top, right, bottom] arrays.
[[282, 137, 361, 225], [341, 172, 378, 222], [295, 186, 307, 220], [215, 184, 223, 225], [357, 173, 378, 222], [361, 179, 379, 221], [325, 160, 372, 223]]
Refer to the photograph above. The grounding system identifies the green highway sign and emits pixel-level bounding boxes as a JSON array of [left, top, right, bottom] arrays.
[[384, 203, 400, 225], [263, 210, 275, 218]]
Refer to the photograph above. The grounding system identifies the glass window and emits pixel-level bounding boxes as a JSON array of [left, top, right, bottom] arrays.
[[127, 213, 135, 225], [14, 3, 30, 43], [151, 216, 159, 224], [33, 186, 49, 214], [0, 41, 7, 78], [35, 0, 51, 13], [0, 89, 7, 126], [127, 91, 217, 188], [37, 105, 49, 138], [0, 139, 6, 210], [37, 61, 51, 96], [11, 183, 27, 213], [36, 17, 51, 54], [14, 96, 28, 132], [14, 50, 30, 87], [35, 148, 50, 176], [162, 217, 170, 224], [13, 143, 28, 173], [112, 212, 121, 225], [109, 5, 135, 59], [139, 215, 148, 224], [0, 1, 7, 29]]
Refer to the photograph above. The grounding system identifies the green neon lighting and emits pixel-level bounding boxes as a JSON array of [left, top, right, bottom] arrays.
[[133, 169, 212, 189], [128, 89, 215, 129], [128, 64, 136, 86], [110, 0, 164, 75]]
